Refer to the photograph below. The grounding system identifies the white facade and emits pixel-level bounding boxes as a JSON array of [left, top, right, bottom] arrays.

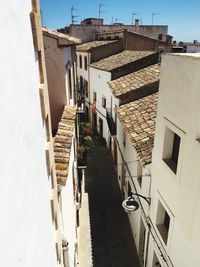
[[43, 30, 78, 132], [89, 67, 118, 144], [61, 137, 78, 267], [64, 47, 76, 106], [0, 1, 58, 267], [149, 53, 200, 267], [186, 45, 200, 53], [116, 119, 151, 266], [76, 51, 90, 113]]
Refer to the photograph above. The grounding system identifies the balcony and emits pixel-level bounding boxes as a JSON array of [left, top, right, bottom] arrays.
[[106, 108, 116, 136], [76, 83, 85, 113]]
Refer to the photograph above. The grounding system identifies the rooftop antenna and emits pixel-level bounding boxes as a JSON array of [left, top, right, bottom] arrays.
[[151, 13, 159, 25], [71, 6, 79, 25], [115, 17, 122, 24], [40, 9, 46, 27], [132, 13, 139, 25], [98, 2, 105, 22]]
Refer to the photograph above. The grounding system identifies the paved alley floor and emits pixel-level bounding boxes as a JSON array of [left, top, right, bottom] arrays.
[[85, 139, 141, 267]]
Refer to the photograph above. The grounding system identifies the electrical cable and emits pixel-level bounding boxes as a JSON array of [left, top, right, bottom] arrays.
[[114, 136, 173, 267]]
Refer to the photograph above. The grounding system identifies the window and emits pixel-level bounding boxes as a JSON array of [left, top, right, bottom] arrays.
[[123, 131, 126, 147], [137, 162, 142, 187], [163, 127, 181, 174], [79, 55, 82, 68], [102, 96, 106, 108], [45, 115, 51, 141], [85, 80, 88, 98], [156, 200, 171, 245], [93, 92, 97, 101], [68, 68, 72, 99], [84, 56, 87, 70], [127, 181, 132, 197], [80, 76, 83, 91]]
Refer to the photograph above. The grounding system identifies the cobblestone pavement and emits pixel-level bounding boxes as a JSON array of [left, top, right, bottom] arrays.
[[85, 139, 141, 267]]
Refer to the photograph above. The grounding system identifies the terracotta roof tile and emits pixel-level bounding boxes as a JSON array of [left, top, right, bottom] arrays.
[[108, 64, 160, 97], [76, 40, 117, 51], [115, 93, 158, 166], [90, 50, 156, 71], [54, 105, 76, 186]]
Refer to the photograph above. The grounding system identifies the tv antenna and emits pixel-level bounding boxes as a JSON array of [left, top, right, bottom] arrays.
[[71, 6, 79, 24], [151, 13, 159, 25], [98, 2, 105, 20], [115, 17, 122, 24], [132, 13, 139, 25], [40, 9, 46, 27]]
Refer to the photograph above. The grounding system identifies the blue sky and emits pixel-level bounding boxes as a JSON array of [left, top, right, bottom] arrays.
[[40, 0, 200, 41]]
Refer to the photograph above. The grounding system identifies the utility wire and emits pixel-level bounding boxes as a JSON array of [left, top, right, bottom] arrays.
[[114, 137, 172, 266]]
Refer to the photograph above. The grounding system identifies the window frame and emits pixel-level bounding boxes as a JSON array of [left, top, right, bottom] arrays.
[[79, 55, 82, 69], [155, 195, 174, 249], [84, 56, 87, 70], [102, 96, 106, 109], [162, 118, 185, 176]]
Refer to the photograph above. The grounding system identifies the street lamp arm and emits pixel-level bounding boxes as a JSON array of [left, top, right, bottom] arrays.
[[131, 192, 151, 205]]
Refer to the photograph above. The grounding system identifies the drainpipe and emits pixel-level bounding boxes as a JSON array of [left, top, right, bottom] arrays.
[[144, 225, 150, 267], [62, 239, 70, 267]]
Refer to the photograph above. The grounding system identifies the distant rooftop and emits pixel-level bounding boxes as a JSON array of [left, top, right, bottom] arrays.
[[90, 50, 156, 72], [116, 93, 158, 166], [109, 64, 160, 97], [43, 27, 81, 45], [76, 40, 118, 52], [97, 29, 168, 43]]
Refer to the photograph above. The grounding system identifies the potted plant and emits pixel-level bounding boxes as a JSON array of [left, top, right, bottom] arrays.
[[77, 145, 87, 166]]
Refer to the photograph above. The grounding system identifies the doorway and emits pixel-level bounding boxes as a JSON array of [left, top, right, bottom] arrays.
[[99, 118, 103, 138], [139, 217, 146, 266]]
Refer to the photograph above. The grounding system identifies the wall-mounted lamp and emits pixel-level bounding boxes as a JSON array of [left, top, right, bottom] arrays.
[[122, 192, 151, 212]]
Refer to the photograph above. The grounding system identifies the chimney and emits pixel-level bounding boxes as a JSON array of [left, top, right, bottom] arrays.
[[135, 19, 139, 27]]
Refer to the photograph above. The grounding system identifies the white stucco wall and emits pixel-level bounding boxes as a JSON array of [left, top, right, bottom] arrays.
[[61, 138, 77, 267], [90, 67, 119, 145], [0, 2, 57, 267], [76, 51, 89, 82], [116, 118, 151, 262], [186, 46, 200, 53], [90, 67, 111, 142], [76, 51, 91, 110], [149, 53, 200, 267]]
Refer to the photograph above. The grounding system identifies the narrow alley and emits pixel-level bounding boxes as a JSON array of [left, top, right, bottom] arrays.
[[85, 138, 141, 267]]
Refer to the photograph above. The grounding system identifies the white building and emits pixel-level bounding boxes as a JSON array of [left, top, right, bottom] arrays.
[[43, 28, 80, 134], [115, 93, 158, 266], [89, 51, 158, 154], [76, 40, 123, 119], [148, 53, 200, 267], [54, 106, 80, 267], [0, 1, 62, 267]]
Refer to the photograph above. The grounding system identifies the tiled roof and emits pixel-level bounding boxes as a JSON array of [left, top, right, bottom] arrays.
[[109, 64, 160, 97], [76, 40, 117, 51], [43, 27, 81, 45], [54, 105, 76, 186], [115, 93, 158, 166], [90, 50, 155, 71]]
